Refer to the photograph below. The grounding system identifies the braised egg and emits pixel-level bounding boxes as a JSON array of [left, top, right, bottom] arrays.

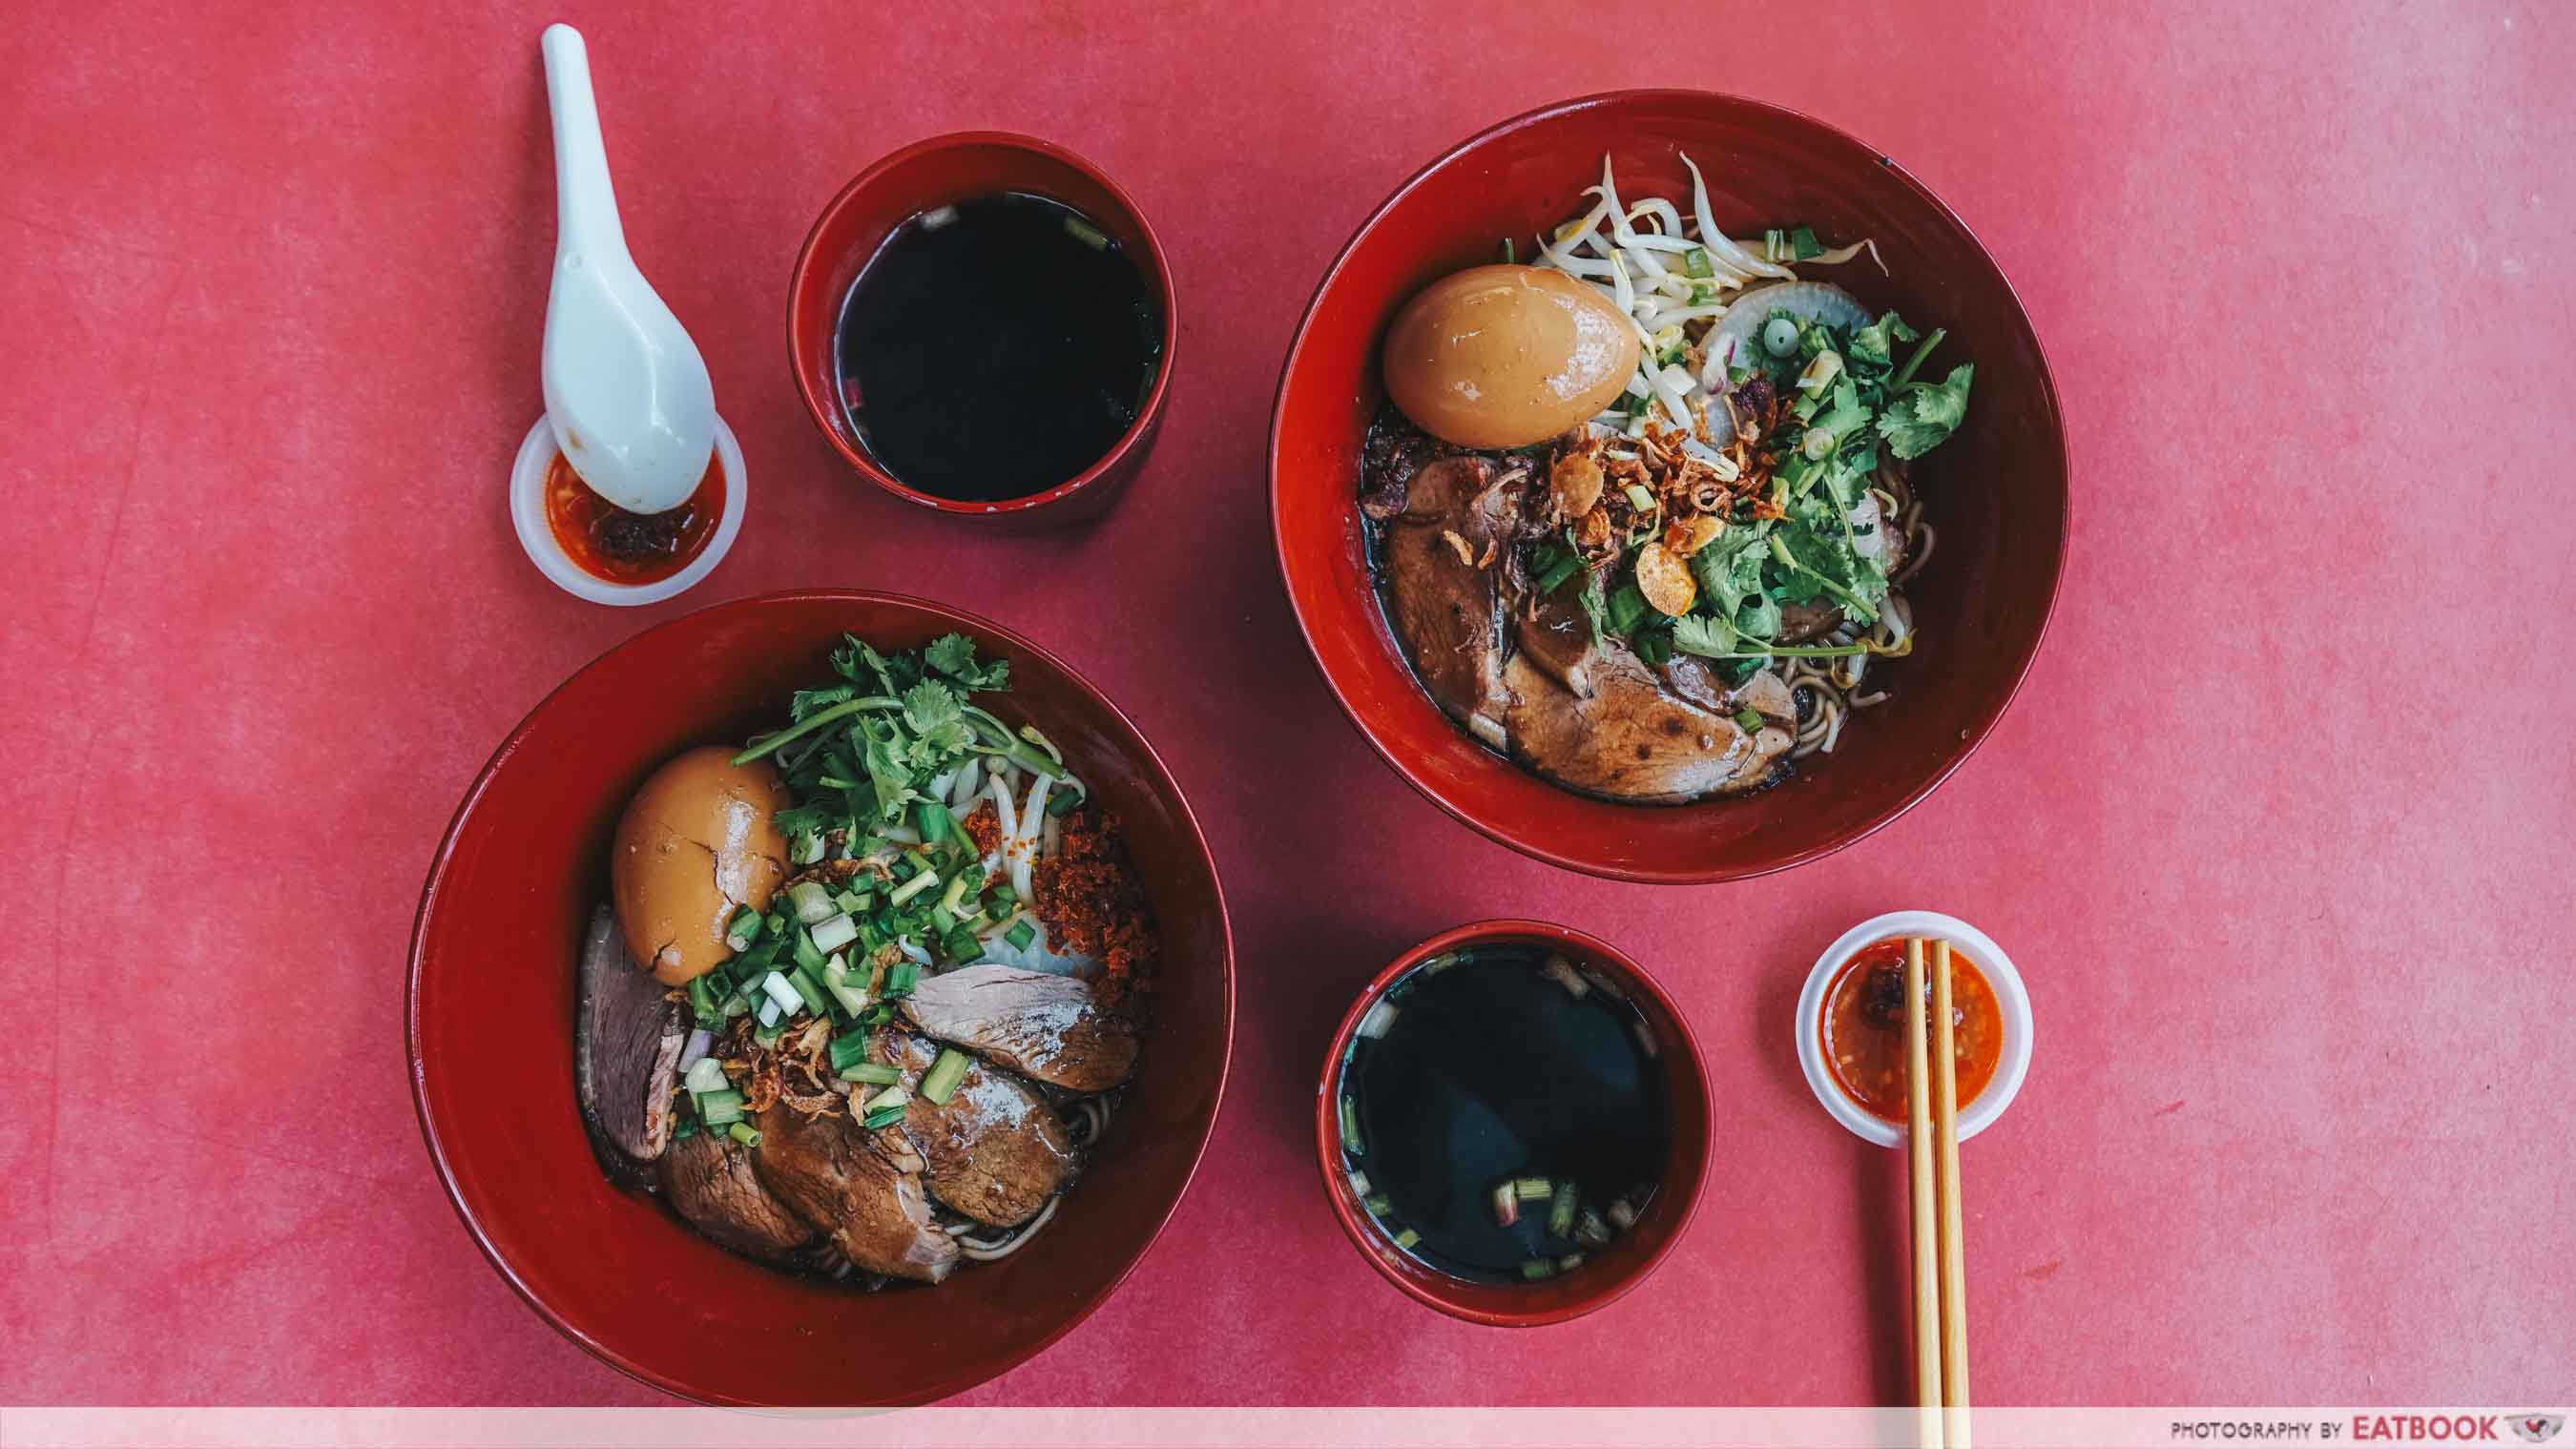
[[1381, 265, 1640, 448], [612, 746, 791, 984]]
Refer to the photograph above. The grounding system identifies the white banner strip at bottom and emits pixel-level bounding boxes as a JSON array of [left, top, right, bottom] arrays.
[[0, 1406, 2566, 1449], [5, 1410, 2555, 1449]]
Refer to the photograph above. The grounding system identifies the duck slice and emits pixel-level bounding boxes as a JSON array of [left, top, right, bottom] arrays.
[[657, 1128, 815, 1267], [1375, 456, 1514, 742], [574, 904, 682, 1181], [1499, 631, 1787, 802], [883, 1033, 1071, 1229], [749, 1103, 958, 1284], [898, 964, 1140, 1093]]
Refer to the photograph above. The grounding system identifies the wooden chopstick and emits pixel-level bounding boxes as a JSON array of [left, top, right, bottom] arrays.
[[1903, 939, 1941, 1449], [1931, 939, 1972, 1449]]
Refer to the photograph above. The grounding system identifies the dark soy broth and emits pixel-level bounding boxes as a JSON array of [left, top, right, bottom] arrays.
[[832, 192, 1161, 502], [1335, 946, 1668, 1282]]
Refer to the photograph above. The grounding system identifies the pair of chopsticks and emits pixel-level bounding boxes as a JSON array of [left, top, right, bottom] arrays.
[[1904, 938, 1972, 1449]]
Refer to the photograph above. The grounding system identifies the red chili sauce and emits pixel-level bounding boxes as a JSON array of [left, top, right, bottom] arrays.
[[543, 448, 722, 585], [1820, 938, 2002, 1124]]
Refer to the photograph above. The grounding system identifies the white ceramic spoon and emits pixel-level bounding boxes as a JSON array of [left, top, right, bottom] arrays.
[[537, 23, 716, 515]]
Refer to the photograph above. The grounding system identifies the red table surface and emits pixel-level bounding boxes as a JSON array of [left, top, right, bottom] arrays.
[[3, 0, 2569, 1410]]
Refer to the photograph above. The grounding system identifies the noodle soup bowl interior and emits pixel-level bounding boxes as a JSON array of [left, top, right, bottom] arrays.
[[788, 132, 1178, 528], [1315, 921, 1712, 1327], [408, 590, 1233, 1405], [1270, 90, 2069, 881]]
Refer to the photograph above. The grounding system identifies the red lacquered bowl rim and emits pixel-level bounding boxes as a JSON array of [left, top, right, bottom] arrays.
[[1312, 920, 1711, 1327], [786, 132, 1181, 520], [405, 589, 1235, 1404], [1267, 90, 2072, 883]]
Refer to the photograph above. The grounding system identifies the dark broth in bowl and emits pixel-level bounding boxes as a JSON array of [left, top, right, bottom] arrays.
[[1333, 945, 1667, 1283], [833, 192, 1162, 502]]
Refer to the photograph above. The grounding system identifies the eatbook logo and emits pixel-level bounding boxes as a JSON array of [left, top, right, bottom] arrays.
[[2510, 1417, 2566, 1445]]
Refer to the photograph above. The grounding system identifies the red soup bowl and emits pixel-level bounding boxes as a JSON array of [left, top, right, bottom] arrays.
[[407, 590, 1233, 1405], [1316, 921, 1711, 1327], [1270, 91, 2069, 882], [788, 132, 1178, 527]]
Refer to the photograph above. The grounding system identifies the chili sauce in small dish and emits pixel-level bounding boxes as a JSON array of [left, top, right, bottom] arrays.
[[832, 192, 1163, 503], [1332, 946, 1668, 1284], [542, 448, 724, 586], [1819, 938, 2002, 1122]]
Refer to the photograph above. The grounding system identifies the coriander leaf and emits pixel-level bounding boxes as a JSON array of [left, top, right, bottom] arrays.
[[773, 800, 836, 840], [1671, 612, 1737, 658], [1848, 311, 1919, 371], [1735, 593, 1783, 640], [1691, 529, 1770, 618], [922, 632, 1011, 691], [1576, 569, 1610, 650], [789, 683, 855, 721], [901, 680, 961, 734], [1880, 363, 1974, 460]]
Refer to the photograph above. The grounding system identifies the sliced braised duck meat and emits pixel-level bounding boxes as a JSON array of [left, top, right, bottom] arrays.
[[574, 904, 681, 1179], [1513, 590, 1599, 699], [657, 1128, 815, 1267], [883, 1033, 1071, 1229], [1375, 456, 1513, 733], [749, 1104, 958, 1284], [899, 963, 1140, 1093], [1776, 599, 1844, 645], [1498, 634, 1770, 803]]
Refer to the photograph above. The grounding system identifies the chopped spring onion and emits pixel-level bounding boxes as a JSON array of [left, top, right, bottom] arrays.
[[1608, 1199, 1638, 1231], [841, 1061, 902, 1085], [919, 1048, 970, 1105], [1735, 707, 1766, 733], [1064, 216, 1110, 250], [888, 869, 941, 906], [787, 881, 837, 925], [1515, 1176, 1552, 1202], [1004, 919, 1038, 952], [1576, 1209, 1612, 1248], [1682, 245, 1714, 279], [939, 872, 977, 917], [727, 1123, 762, 1148], [862, 1105, 905, 1129], [916, 800, 953, 843], [821, 960, 871, 1017], [921, 204, 960, 231], [792, 831, 825, 865], [1521, 1259, 1555, 1281], [885, 961, 921, 998], [1789, 224, 1823, 259], [827, 1031, 871, 1071], [833, 887, 872, 915], [809, 913, 860, 955], [1347, 1170, 1372, 1198], [1534, 551, 1582, 594], [787, 966, 831, 1016], [758, 971, 804, 1019], [1047, 784, 1083, 817], [754, 998, 781, 1030], [1558, 1252, 1586, 1272], [686, 976, 720, 1025], [1338, 1096, 1363, 1153], [1392, 1228, 1421, 1250], [682, 1057, 731, 1094], [861, 1085, 910, 1115], [724, 906, 761, 948], [1548, 1182, 1578, 1238], [1542, 955, 1589, 997], [1356, 999, 1400, 1041], [790, 930, 826, 973], [1622, 483, 1656, 513], [1423, 951, 1464, 974], [696, 1087, 745, 1127], [1492, 1181, 1520, 1228], [987, 881, 1018, 908], [1363, 1194, 1391, 1215], [671, 1117, 698, 1141], [1762, 316, 1799, 358]]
